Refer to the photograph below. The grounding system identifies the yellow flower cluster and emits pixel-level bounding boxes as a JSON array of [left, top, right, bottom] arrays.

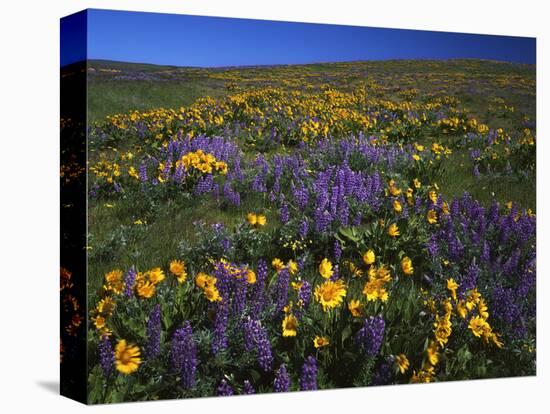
[[177, 149, 228, 175], [363, 265, 392, 302], [135, 267, 166, 299], [247, 212, 267, 227], [90, 159, 121, 184], [195, 272, 221, 302]]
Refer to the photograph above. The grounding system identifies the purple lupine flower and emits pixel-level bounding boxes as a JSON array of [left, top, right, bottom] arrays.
[[292, 181, 309, 211], [251, 156, 268, 193], [274, 364, 290, 392], [212, 302, 229, 355], [371, 359, 392, 386], [232, 268, 249, 317], [481, 240, 491, 263], [171, 321, 197, 390], [139, 161, 148, 182], [252, 259, 268, 315], [243, 380, 255, 395], [473, 164, 481, 179], [458, 261, 479, 297], [333, 239, 342, 262], [280, 202, 290, 224], [426, 234, 439, 258], [491, 284, 526, 339], [299, 356, 318, 391], [223, 178, 241, 206], [145, 304, 161, 359], [355, 315, 385, 356], [243, 319, 273, 371], [221, 238, 231, 252], [298, 280, 312, 309], [98, 335, 114, 378], [195, 173, 214, 195], [217, 379, 234, 396], [275, 268, 290, 314], [298, 220, 309, 239], [502, 249, 520, 277], [123, 266, 137, 297]]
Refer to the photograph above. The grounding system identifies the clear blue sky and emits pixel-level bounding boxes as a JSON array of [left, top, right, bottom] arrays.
[[61, 9, 536, 67]]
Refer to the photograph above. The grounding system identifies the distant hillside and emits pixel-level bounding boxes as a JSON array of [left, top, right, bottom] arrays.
[[83, 58, 535, 122]]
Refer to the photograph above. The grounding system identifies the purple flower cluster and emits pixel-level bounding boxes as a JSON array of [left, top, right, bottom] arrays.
[[98, 335, 114, 378], [251, 259, 268, 315], [242, 380, 255, 395], [171, 321, 197, 390], [217, 379, 234, 396], [427, 193, 536, 340], [212, 302, 229, 355], [312, 165, 383, 233], [273, 364, 290, 392], [274, 268, 290, 314], [123, 266, 137, 297], [223, 178, 241, 206], [355, 315, 385, 356], [299, 356, 318, 391], [243, 318, 273, 372], [145, 304, 161, 359], [194, 174, 214, 195]]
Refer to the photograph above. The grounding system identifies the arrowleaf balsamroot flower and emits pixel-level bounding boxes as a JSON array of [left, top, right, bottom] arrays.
[[363, 249, 376, 265], [247, 213, 258, 226], [396, 354, 410, 374], [393, 199, 402, 213], [427, 209, 438, 224], [115, 339, 141, 375], [447, 278, 459, 301], [246, 269, 257, 284], [135, 279, 156, 299], [272, 258, 285, 272], [287, 259, 299, 275], [401, 256, 414, 275], [247, 212, 266, 227], [282, 314, 298, 337], [256, 214, 267, 226], [169, 259, 187, 283], [314, 279, 347, 311], [318, 258, 334, 279], [104, 269, 124, 294], [313, 336, 329, 348], [147, 267, 165, 284], [427, 340, 439, 366], [387, 223, 400, 237], [348, 299, 362, 317]]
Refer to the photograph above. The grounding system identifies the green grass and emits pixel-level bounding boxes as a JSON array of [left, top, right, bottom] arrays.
[[438, 147, 536, 208], [87, 80, 228, 122]]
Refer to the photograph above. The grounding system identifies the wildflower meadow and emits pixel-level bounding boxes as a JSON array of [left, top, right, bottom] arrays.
[[62, 57, 535, 403]]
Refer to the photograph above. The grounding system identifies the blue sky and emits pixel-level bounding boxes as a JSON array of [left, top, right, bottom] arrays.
[[61, 9, 536, 67]]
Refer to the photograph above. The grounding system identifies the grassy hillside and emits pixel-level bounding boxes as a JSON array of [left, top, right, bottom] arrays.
[[85, 59, 536, 207]]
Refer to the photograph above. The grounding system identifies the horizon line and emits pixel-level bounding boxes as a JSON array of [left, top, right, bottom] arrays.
[[62, 56, 536, 70]]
